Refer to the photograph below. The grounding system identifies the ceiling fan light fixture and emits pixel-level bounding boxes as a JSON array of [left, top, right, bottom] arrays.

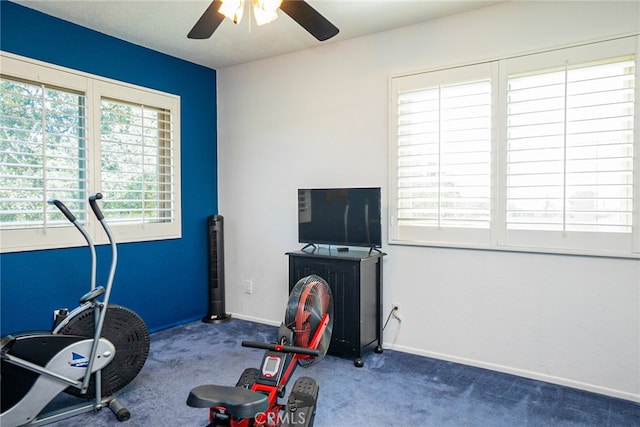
[[219, 0, 245, 24], [189, 0, 338, 41], [253, 0, 282, 26]]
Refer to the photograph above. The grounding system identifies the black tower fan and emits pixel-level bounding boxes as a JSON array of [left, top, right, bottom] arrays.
[[203, 214, 230, 323]]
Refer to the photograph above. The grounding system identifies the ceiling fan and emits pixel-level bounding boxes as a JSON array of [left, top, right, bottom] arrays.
[[188, 0, 339, 41]]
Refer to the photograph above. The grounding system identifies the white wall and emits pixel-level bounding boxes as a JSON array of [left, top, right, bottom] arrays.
[[218, 1, 640, 401]]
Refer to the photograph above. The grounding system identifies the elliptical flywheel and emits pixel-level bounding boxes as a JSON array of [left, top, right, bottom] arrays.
[[60, 305, 150, 398]]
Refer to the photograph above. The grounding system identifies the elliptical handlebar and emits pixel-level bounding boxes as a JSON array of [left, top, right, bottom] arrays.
[[88, 193, 105, 221], [48, 198, 97, 291], [48, 199, 76, 223], [48, 192, 118, 394], [48, 193, 105, 224]]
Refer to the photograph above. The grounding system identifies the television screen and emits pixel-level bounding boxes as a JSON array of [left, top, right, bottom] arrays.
[[298, 187, 381, 249]]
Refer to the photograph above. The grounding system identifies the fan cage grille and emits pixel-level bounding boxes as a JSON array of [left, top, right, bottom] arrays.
[[285, 274, 333, 367]]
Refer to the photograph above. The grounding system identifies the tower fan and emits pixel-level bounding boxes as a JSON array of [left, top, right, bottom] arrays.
[[203, 215, 230, 323], [281, 275, 333, 367]]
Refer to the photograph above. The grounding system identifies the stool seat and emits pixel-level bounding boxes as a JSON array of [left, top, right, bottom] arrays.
[[187, 385, 269, 419]]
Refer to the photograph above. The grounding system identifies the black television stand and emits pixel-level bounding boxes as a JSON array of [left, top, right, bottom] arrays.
[[286, 248, 386, 367]]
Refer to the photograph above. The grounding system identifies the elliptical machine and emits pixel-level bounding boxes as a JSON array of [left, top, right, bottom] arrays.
[[1, 193, 150, 426]]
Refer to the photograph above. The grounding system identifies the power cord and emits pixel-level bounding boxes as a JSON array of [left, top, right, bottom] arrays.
[[382, 305, 401, 331]]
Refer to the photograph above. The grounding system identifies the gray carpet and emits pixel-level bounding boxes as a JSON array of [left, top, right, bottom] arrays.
[[41, 318, 639, 427]]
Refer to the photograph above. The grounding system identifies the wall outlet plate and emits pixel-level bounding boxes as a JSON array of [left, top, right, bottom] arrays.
[[243, 279, 253, 294]]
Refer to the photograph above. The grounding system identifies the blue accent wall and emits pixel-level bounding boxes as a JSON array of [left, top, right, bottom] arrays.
[[0, 1, 218, 334]]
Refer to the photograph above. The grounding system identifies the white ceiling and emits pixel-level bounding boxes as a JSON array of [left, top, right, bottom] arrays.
[[13, 0, 504, 70]]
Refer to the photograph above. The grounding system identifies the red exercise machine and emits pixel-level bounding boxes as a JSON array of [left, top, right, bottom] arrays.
[[188, 275, 333, 427]]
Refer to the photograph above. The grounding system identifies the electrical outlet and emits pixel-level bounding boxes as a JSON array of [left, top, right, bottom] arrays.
[[391, 303, 402, 324], [243, 279, 253, 295]]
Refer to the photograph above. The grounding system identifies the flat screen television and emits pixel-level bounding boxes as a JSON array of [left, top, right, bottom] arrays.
[[297, 187, 382, 250]]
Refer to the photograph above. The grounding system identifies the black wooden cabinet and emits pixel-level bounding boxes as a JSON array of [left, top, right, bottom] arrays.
[[286, 248, 385, 367]]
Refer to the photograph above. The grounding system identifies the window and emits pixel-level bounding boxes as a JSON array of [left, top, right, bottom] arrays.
[[0, 77, 89, 229], [390, 36, 639, 258], [0, 53, 181, 252], [100, 98, 175, 225], [394, 62, 495, 246], [506, 58, 634, 233]]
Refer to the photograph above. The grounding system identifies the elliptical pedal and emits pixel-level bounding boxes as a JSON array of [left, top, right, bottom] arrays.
[[282, 377, 319, 427]]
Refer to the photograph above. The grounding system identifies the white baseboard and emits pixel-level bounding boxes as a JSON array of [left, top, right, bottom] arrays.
[[383, 341, 640, 403], [229, 312, 280, 327]]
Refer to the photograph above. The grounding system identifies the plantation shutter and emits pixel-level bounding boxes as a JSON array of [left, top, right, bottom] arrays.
[[500, 37, 637, 255], [390, 37, 638, 256], [100, 98, 175, 224], [506, 56, 635, 233], [0, 77, 87, 229], [390, 62, 495, 246]]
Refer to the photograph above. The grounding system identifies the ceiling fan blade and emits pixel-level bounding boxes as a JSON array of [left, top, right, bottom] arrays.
[[188, 0, 225, 39], [280, 1, 339, 42]]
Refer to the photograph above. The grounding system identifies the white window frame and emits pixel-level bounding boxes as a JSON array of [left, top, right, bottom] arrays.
[[389, 36, 640, 258], [1, 52, 181, 253]]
